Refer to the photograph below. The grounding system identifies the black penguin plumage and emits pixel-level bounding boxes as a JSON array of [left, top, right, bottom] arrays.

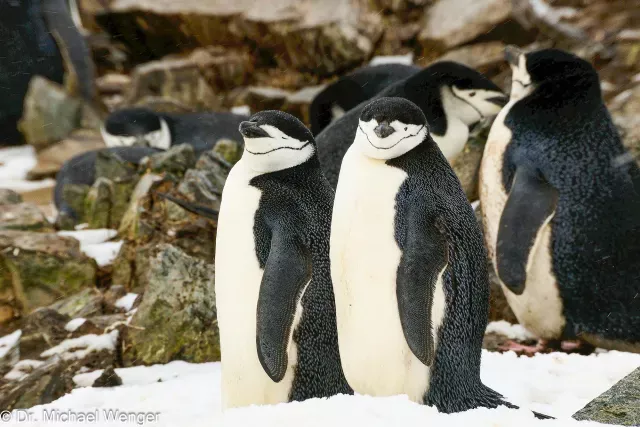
[[54, 147, 161, 221], [316, 62, 503, 188], [0, 0, 94, 145], [497, 49, 640, 348], [309, 63, 420, 135]]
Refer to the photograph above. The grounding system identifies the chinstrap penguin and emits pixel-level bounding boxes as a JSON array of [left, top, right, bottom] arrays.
[[309, 63, 420, 135], [206, 110, 352, 408], [316, 61, 508, 188], [101, 107, 247, 153], [0, 0, 94, 145], [480, 47, 640, 352], [330, 97, 525, 414]]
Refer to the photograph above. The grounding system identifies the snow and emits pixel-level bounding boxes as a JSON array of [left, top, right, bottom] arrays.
[[0, 145, 55, 192], [114, 293, 138, 312], [0, 329, 22, 358], [40, 331, 119, 361], [6, 349, 637, 427], [369, 54, 414, 66], [231, 105, 251, 116], [4, 359, 45, 381], [65, 318, 87, 332], [57, 229, 123, 267], [486, 320, 536, 341]]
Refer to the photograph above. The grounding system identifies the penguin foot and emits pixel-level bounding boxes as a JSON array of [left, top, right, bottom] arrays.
[[497, 340, 541, 355], [498, 339, 596, 356]]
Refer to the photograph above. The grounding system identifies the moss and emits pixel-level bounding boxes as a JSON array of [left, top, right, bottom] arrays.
[[85, 178, 112, 229], [62, 184, 90, 224], [213, 138, 242, 165]]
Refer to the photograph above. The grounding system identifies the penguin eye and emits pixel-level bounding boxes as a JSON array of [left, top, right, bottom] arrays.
[[469, 92, 476, 97]]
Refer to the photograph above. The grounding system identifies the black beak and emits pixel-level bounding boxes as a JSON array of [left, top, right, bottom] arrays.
[[373, 122, 395, 139], [487, 95, 508, 107], [504, 45, 523, 66], [239, 121, 270, 138]]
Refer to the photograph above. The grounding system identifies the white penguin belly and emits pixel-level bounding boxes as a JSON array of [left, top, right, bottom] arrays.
[[480, 102, 565, 339], [331, 146, 446, 403], [215, 160, 299, 409]]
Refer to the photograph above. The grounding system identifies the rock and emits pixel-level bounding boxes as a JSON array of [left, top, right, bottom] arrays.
[[419, 0, 532, 52], [123, 244, 219, 365], [0, 203, 51, 232], [0, 231, 97, 317], [241, 86, 325, 125], [19, 308, 71, 361], [609, 85, 640, 165], [213, 139, 243, 165], [88, 313, 127, 331], [118, 173, 163, 240], [0, 330, 21, 376], [92, 365, 123, 387], [103, 285, 127, 310], [433, 42, 508, 76], [284, 86, 327, 125], [573, 367, 640, 425], [18, 77, 83, 150], [96, 73, 132, 95], [450, 139, 484, 201], [48, 288, 104, 319], [148, 144, 196, 177], [99, 0, 381, 76], [59, 185, 91, 230], [26, 130, 105, 180], [0, 190, 22, 206], [85, 178, 112, 229]]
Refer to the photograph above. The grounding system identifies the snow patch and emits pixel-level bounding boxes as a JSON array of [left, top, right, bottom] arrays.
[[486, 321, 536, 341], [0, 329, 22, 358], [369, 54, 414, 66], [115, 293, 138, 312], [231, 105, 251, 116], [58, 229, 122, 267], [65, 318, 87, 332], [0, 146, 55, 192], [40, 331, 119, 361], [4, 359, 45, 381]]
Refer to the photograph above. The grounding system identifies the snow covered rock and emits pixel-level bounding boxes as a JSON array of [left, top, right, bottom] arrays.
[[123, 244, 219, 365]]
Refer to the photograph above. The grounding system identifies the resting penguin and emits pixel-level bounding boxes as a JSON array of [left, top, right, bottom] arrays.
[[101, 107, 248, 152], [316, 62, 507, 188], [210, 110, 351, 408], [479, 47, 640, 352], [309, 63, 420, 135], [0, 0, 94, 145], [330, 97, 513, 413], [54, 147, 161, 223]]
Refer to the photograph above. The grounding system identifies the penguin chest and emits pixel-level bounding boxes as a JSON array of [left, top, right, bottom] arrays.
[[215, 163, 298, 408], [330, 148, 432, 402], [480, 104, 566, 339]]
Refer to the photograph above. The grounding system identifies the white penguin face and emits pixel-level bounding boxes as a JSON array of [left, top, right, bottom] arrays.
[[447, 86, 508, 125], [101, 118, 171, 150], [509, 53, 534, 102], [241, 123, 314, 173], [354, 118, 427, 160]]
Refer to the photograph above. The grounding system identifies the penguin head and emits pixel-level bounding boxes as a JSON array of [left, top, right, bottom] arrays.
[[102, 108, 172, 150], [430, 62, 508, 126], [504, 46, 600, 101], [355, 97, 428, 160], [239, 110, 316, 173]]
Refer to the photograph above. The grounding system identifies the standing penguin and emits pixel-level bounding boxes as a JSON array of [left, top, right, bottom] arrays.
[[101, 107, 247, 152], [212, 110, 351, 408], [330, 97, 512, 413], [0, 0, 94, 145], [480, 47, 640, 352], [309, 63, 420, 135], [317, 62, 507, 188]]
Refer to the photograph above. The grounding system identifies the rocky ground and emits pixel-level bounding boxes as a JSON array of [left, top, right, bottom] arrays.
[[0, 0, 638, 415]]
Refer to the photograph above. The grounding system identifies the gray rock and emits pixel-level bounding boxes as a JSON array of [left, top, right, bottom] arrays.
[[123, 244, 219, 365], [0, 203, 51, 232], [0, 190, 22, 206], [148, 144, 196, 176], [92, 366, 123, 387], [573, 367, 640, 426], [84, 178, 112, 229], [48, 288, 104, 319], [19, 308, 71, 361]]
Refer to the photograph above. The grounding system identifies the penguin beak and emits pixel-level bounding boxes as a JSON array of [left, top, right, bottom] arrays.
[[240, 121, 270, 138], [504, 45, 523, 66], [373, 122, 395, 139], [487, 95, 508, 107]]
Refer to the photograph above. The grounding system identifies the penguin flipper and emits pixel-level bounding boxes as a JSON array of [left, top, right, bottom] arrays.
[[496, 166, 558, 295], [256, 226, 312, 382], [397, 206, 448, 367]]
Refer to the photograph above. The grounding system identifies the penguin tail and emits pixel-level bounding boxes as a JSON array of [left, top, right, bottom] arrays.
[[156, 192, 219, 221]]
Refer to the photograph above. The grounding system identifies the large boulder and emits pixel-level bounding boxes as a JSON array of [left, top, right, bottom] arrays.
[[123, 244, 219, 365], [573, 367, 640, 425]]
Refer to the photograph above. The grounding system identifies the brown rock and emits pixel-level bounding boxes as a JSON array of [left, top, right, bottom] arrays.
[[433, 42, 508, 76], [0, 190, 23, 206], [19, 308, 71, 360], [0, 203, 51, 232]]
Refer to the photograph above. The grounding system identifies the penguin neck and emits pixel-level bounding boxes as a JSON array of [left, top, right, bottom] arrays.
[[432, 87, 470, 160], [403, 74, 448, 137]]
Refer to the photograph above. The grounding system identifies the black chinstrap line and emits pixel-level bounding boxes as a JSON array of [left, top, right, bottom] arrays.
[[359, 124, 425, 150], [245, 141, 312, 155]]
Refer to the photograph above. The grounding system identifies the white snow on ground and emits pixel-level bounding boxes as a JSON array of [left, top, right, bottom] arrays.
[[0, 329, 21, 358], [486, 320, 536, 341], [114, 293, 138, 312], [40, 331, 119, 361], [65, 318, 87, 332], [4, 359, 45, 381], [0, 145, 55, 192], [58, 229, 123, 267], [369, 54, 414, 66], [5, 349, 638, 427]]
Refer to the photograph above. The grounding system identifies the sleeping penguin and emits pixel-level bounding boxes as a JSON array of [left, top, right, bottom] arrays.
[[316, 61, 508, 188], [480, 47, 640, 353], [0, 0, 94, 145], [101, 107, 248, 152], [309, 63, 420, 135]]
